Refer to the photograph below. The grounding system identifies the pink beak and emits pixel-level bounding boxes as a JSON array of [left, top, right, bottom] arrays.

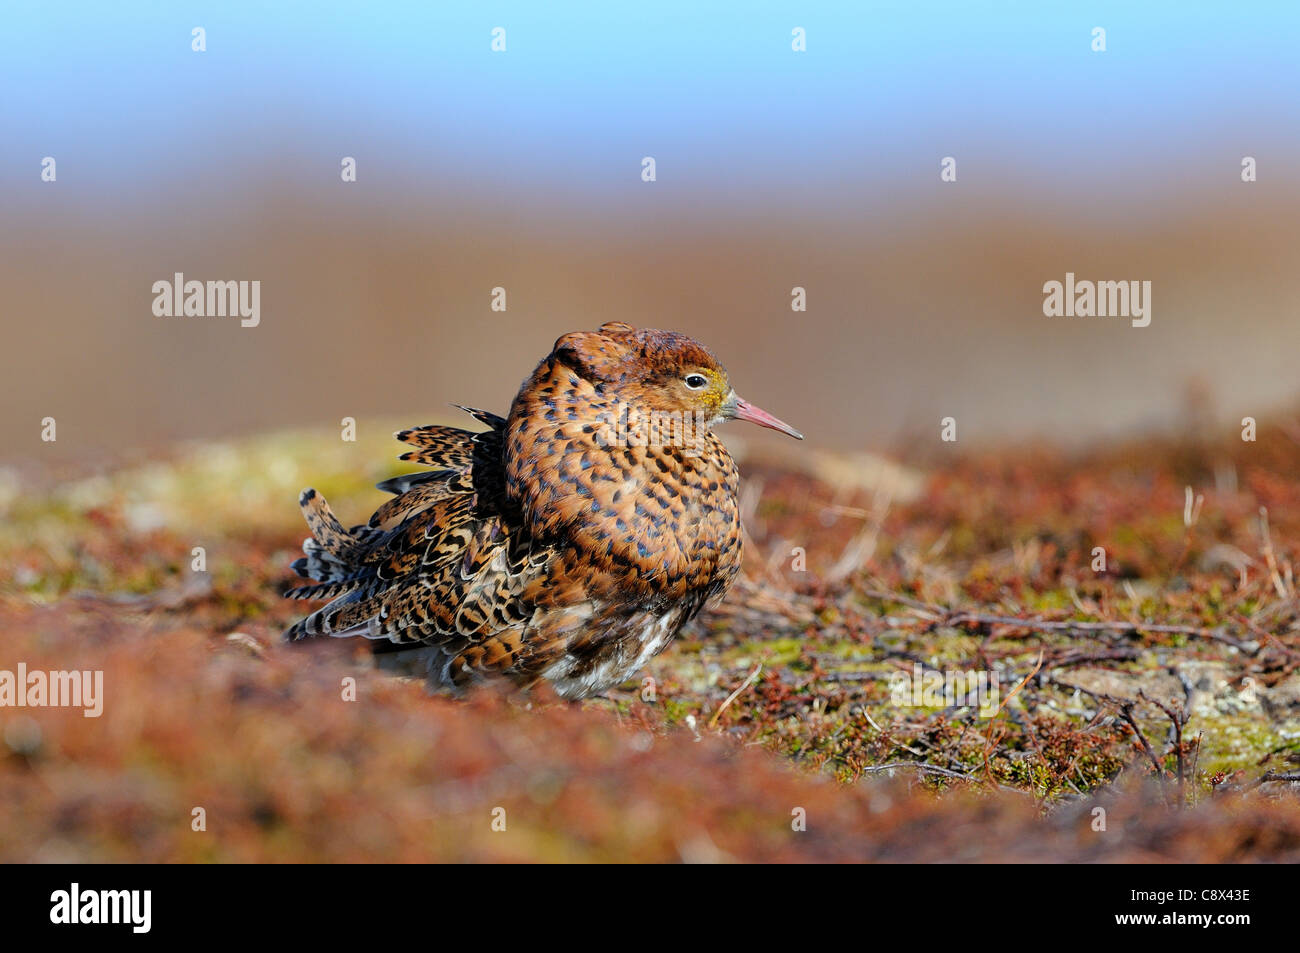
[[727, 394, 804, 440]]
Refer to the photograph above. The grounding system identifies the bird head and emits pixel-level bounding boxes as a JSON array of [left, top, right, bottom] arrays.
[[551, 322, 803, 441]]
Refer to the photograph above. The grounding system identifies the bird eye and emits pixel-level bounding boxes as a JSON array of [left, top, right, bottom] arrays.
[[684, 374, 708, 390]]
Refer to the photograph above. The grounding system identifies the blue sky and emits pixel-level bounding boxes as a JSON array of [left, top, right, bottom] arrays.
[[4, 2, 1298, 210]]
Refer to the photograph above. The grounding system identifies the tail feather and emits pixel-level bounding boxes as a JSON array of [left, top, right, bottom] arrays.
[[284, 409, 510, 644], [297, 488, 363, 560], [291, 539, 354, 582], [375, 469, 451, 496]]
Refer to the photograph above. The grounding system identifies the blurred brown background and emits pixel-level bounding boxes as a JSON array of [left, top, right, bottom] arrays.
[[6, 185, 1298, 462]]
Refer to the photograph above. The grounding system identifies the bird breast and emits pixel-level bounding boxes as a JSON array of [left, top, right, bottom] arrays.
[[504, 357, 743, 600]]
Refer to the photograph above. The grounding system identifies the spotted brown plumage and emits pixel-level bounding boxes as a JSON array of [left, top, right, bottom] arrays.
[[284, 322, 802, 699]]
